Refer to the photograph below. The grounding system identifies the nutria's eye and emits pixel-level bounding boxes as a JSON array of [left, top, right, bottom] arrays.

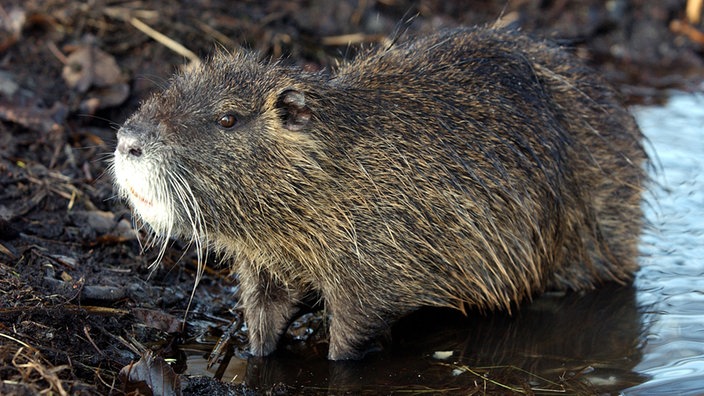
[[218, 114, 237, 129]]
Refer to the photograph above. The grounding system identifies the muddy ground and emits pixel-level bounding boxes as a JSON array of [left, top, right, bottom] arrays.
[[0, 1, 702, 395]]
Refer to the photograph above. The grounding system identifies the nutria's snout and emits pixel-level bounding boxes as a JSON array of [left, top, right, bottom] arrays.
[[116, 129, 144, 159], [113, 118, 181, 238], [113, 26, 646, 361]]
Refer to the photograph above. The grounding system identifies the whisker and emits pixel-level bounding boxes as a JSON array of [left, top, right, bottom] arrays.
[[167, 165, 210, 324]]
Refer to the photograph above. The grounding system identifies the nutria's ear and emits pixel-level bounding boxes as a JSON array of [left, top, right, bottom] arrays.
[[276, 89, 311, 131]]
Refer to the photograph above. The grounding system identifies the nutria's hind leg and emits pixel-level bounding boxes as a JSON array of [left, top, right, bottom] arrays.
[[238, 266, 300, 357]]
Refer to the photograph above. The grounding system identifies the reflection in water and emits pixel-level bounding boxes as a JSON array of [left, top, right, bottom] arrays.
[[625, 93, 704, 396], [245, 285, 647, 394]]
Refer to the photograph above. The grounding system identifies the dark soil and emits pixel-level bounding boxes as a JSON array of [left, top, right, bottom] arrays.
[[0, 1, 702, 395]]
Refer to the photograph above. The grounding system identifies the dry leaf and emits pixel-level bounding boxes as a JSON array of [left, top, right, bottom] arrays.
[[119, 350, 181, 396], [62, 44, 124, 92]]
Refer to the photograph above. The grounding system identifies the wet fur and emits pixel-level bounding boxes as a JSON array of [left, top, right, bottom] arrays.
[[113, 26, 646, 360]]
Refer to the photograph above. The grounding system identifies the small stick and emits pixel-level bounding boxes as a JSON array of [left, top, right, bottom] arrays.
[[687, 0, 703, 24], [671, 19, 704, 44], [129, 17, 201, 65], [321, 32, 385, 46]]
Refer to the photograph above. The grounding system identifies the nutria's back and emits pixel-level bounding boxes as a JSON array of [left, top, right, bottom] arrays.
[[113, 26, 646, 360]]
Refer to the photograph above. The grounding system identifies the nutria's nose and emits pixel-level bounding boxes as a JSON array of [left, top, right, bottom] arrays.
[[116, 133, 143, 157]]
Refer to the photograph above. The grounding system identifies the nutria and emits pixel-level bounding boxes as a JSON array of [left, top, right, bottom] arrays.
[[112, 26, 646, 360]]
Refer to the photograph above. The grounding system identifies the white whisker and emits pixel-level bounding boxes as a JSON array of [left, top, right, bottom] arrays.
[[166, 164, 210, 323]]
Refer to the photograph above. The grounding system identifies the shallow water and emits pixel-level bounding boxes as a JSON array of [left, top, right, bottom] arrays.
[[187, 92, 704, 394], [624, 92, 704, 395]]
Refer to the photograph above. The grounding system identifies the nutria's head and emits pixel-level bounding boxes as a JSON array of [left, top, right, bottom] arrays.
[[111, 52, 321, 256]]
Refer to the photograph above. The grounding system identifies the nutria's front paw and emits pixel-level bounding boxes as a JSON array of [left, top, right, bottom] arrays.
[[243, 302, 299, 357], [247, 322, 280, 357], [238, 269, 300, 357]]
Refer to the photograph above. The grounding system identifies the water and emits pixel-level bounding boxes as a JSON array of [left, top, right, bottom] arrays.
[[186, 92, 704, 395], [624, 92, 704, 395]]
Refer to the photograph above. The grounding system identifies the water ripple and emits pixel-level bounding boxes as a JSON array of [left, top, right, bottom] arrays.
[[625, 92, 704, 395]]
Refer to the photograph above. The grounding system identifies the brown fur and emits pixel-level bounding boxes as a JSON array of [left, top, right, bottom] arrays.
[[112, 26, 646, 360]]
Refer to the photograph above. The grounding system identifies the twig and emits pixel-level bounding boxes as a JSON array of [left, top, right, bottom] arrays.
[[12, 347, 70, 396], [321, 32, 386, 46], [46, 41, 69, 64], [670, 19, 704, 45], [195, 20, 238, 50], [687, 0, 703, 24], [128, 17, 201, 65], [103, 7, 200, 65], [0, 331, 33, 349]]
